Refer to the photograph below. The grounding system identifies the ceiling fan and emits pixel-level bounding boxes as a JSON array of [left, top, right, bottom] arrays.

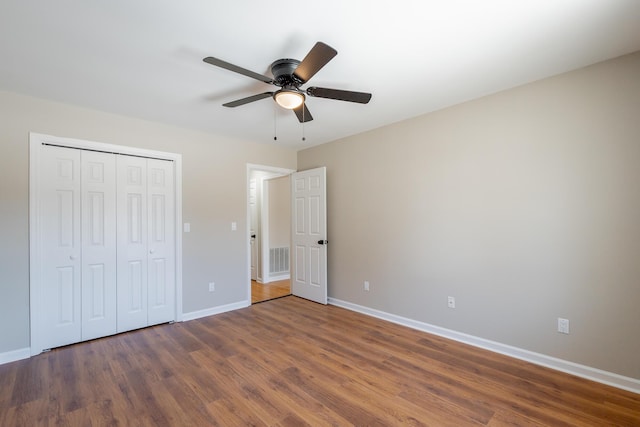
[[203, 42, 372, 123]]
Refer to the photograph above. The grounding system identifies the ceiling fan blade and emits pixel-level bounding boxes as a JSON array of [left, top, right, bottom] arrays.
[[293, 103, 313, 123], [293, 42, 337, 83], [203, 56, 273, 84], [223, 92, 274, 107], [306, 87, 372, 104]]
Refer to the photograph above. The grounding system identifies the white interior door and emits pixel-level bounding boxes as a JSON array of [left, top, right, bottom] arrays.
[[81, 150, 117, 340], [117, 155, 175, 332], [117, 155, 149, 332], [291, 167, 327, 304], [39, 145, 82, 349], [146, 159, 176, 326]]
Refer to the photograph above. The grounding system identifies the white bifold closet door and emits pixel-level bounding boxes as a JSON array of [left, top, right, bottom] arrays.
[[40, 146, 117, 349], [116, 155, 175, 333], [81, 150, 118, 340], [38, 145, 175, 350]]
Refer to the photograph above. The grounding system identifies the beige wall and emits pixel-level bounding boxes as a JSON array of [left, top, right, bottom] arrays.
[[267, 176, 291, 249], [298, 52, 640, 379], [0, 91, 296, 354]]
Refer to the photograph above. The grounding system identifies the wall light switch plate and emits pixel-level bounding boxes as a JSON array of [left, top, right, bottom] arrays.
[[183, 223, 190, 233], [231, 222, 237, 231]]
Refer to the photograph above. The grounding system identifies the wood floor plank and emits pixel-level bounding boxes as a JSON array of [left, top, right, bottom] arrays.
[[265, 375, 355, 426], [252, 279, 291, 303], [283, 333, 490, 426], [9, 354, 46, 406], [0, 362, 15, 408], [357, 325, 637, 426], [1, 296, 638, 426], [276, 412, 313, 427], [485, 408, 549, 426], [225, 343, 356, 426], [206, 397, 268, 427]]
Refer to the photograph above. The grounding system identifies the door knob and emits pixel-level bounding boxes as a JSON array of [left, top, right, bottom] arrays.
[[70, 255, 77, 260], [317, 240, 328, 245], [149, 249, 155, 254]]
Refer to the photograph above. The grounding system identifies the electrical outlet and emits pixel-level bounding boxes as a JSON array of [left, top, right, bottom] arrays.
[[447, 296, 456, 309], [208, 282, 215, 292], [557, 318, 570, 334], [364, 281, 370, 291]]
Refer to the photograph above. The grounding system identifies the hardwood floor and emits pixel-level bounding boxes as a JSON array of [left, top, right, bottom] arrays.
[[1, 296, 639, 426], [251, 279, 291, 303]]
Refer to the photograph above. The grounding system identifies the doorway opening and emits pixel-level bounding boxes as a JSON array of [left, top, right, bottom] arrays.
[[246, 164, 294, 304]]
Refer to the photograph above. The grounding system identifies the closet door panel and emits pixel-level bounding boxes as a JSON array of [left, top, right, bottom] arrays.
[[147, 159, 176, 326], [117, 155, 149, 332], [39, 145, 82, 349], [81, 151, 117, 340]]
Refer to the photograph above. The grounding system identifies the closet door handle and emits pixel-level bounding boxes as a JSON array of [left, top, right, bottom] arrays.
[[149, 249, 155, 254], [69, 255, 77, 261]]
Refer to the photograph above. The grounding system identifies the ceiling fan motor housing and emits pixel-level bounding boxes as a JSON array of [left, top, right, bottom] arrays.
[[270, 59, 302, 87]]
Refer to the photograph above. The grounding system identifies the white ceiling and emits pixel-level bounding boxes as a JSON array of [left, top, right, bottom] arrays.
[[1, 1, 639, 149]]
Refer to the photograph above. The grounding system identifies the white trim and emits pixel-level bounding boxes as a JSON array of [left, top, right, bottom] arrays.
[[182, 300, 250, 322], [174, 157, 184, 322], [0, 348, 31, 365], [246, 164, 295, 302], [261, 178, 270, 282], [29, 135, 43, 356], [266, 273, 290, 282], [30, 132, 181, 159], [29, 132, 184, 354], [328, 297, 640, 395]]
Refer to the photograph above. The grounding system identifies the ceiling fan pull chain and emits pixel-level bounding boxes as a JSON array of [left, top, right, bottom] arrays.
[[273, 104, 278, 141], [302, 100, 306, 141]]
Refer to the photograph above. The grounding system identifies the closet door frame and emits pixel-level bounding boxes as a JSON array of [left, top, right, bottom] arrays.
[[29, 132, 183, 356]]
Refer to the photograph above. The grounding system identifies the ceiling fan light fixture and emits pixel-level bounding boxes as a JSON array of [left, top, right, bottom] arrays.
[[274, 90, 304, 109]]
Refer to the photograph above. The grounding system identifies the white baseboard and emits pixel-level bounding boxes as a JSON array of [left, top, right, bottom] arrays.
[[264, 273, 290, 283], [182, 300, 250, 322], [328, 297, 640, 395], [0, 347, 31, 365]]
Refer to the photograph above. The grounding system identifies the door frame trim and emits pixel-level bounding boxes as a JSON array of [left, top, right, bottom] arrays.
[[29, 132, 183, 356], [246, 164, 294, 303]]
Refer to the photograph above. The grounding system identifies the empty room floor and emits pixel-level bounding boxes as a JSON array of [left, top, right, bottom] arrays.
[[1, 296, 638, 425]]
